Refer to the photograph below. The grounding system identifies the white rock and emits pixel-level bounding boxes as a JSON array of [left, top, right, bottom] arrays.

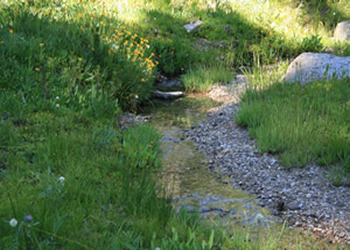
[[184, 20, 202, 33], [281, 53, 350, 85], [334, 20, 350, 41]]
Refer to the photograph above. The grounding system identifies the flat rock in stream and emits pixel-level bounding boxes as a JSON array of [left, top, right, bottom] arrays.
[[152, 90, 184, 100]]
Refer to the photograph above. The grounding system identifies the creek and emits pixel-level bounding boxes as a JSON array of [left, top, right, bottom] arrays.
[[142, 95, 338, 249]]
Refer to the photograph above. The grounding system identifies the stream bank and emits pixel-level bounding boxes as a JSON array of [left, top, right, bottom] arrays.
[[140, 75, 349, 248], [182, 75, 350, 246]]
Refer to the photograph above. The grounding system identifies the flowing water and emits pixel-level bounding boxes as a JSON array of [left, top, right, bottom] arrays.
[[142, 95, 339, 249]]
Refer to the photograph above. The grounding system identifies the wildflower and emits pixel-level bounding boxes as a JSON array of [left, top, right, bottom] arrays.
[[79, 12, 82, 17], [333, 12, 336, 15], [35, 68, 40, 71], [78, 57, 82, 61], [135, 95, 139, 99], [56, 96, 59, 100], [112, 44, 119, 50], [9, 218, 17, 227], [9, 29, 13, 33], [56, 104, 60, 108], [58, 176, 65, 183], [253, 213, 265, 224], [145, 19, 147, 23], [154, 17, 157, 20], [25, 215, 33, 222], [40, 43, 44, 47], [1, 41, 4, 44], [49, 57, 52, 60]]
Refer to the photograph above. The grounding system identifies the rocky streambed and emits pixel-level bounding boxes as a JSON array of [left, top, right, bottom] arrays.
[[182, 75, 350, 245]]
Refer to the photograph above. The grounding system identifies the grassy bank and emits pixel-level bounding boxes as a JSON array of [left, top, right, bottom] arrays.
[[1, 0, 350, 248], [237, 78, 350, 186]]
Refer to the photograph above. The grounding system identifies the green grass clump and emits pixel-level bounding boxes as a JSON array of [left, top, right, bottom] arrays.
[[237, 78, 350, 186], [181, 64, 235, 92]]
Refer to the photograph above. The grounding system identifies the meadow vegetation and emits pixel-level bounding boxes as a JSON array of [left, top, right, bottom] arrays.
[[0, 0, 349, 248]]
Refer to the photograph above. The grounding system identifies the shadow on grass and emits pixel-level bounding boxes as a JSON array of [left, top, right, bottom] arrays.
[[288, 0, 350, 32]]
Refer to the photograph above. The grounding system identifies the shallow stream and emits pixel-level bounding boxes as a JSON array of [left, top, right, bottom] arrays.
[[143, 95, 338, 249]]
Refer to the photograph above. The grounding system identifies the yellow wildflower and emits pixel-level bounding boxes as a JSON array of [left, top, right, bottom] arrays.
[[40, 43, 44, 46]]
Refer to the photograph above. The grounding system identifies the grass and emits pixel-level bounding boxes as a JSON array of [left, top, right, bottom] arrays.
[[180, 64, 235, 92], [237, 78, 350, 186], [0, 0, 349, 248]]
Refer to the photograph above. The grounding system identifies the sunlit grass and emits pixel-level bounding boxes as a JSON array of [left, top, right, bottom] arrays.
[[237, 78, 350, 186], [181, 64, 235, 92]]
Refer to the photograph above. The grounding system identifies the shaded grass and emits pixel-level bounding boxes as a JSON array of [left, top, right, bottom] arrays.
[[237, 78, 350, 186]]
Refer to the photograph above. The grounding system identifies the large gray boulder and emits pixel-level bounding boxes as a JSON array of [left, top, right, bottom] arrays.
[[334, 21, 350, 41], [281, 52, 350, 85]]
